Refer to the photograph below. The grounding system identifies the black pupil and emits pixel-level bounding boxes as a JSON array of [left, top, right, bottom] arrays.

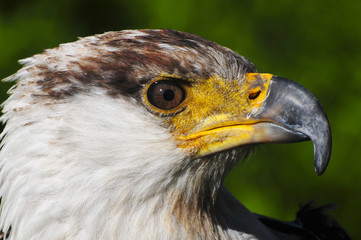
[[163, 89, 174, 101]]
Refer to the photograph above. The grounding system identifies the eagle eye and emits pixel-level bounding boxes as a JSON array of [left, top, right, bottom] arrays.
[[146, 80, 185, 110]]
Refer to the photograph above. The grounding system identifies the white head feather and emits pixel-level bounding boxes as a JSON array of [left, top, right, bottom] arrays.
[[0, 30, 275, 240]]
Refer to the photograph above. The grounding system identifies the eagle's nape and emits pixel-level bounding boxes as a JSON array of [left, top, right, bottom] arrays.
[[0, 29, 348, 240]]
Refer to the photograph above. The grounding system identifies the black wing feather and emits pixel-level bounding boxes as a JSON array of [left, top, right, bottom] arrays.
[[256, 202, 351, 240]]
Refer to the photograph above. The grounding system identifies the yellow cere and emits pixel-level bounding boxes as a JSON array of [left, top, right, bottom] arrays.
[[168, 73, 273, 156]]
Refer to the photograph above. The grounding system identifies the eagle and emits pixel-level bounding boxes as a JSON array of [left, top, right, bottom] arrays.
[[0, 29, 350, 240]]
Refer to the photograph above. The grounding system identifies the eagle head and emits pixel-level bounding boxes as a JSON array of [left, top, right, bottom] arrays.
[[0, 29, 331, 240]]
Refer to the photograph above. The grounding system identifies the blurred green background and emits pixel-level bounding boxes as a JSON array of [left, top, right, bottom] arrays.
[[0, 0, 360, 238]]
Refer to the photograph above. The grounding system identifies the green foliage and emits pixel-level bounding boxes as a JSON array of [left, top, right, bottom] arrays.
[[1, 0, 360, 238]]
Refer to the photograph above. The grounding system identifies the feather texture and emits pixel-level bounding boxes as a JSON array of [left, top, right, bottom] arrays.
[[0, 29, 348, 240]]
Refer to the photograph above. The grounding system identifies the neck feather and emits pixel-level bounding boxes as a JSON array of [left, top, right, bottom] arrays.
[[0, 92, 273, 239]]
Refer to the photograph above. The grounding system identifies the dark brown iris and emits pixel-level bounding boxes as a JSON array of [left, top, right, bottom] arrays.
[[147, 80, 185, 110]]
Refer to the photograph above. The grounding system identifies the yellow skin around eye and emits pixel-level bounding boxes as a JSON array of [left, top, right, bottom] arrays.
[[142, 73, 272, 156], [157, 73, 272, 156]]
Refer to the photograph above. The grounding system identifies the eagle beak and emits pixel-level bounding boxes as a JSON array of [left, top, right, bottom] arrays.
[[253, 76, 332, 175], [177, 74, 331, 175]]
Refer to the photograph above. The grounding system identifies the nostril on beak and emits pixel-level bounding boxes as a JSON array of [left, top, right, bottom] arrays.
[[249, 90, 261, 100]]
